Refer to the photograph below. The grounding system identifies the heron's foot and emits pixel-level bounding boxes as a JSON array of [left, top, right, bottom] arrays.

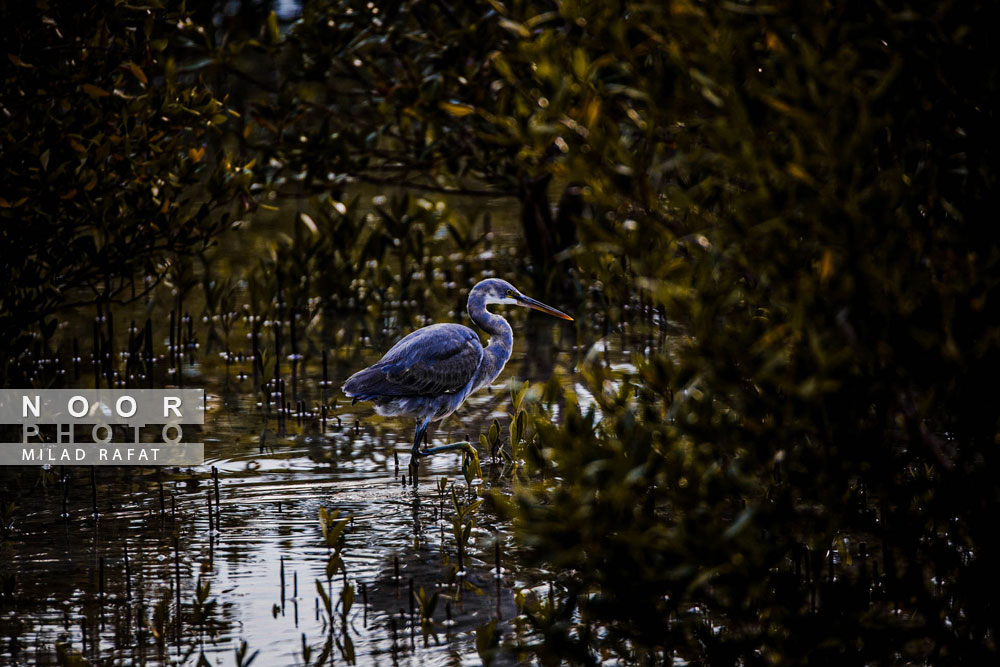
[[416, 441, 471, 457]]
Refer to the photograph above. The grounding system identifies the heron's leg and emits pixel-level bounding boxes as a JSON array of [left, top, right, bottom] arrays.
[[410, 418, 430, 460]]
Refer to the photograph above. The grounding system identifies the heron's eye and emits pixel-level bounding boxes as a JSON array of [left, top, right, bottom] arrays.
[[506, 290, 515, 297]]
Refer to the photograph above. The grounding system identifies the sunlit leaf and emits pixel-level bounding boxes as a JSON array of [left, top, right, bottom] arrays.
[[81, 83, 110, 98]]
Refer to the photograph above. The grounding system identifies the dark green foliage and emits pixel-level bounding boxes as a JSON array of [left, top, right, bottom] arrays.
[[0, 1, 253, 378], [246, 0, 527, 195], [233, 1, 586, 284], [488, 0, 1000, 663]]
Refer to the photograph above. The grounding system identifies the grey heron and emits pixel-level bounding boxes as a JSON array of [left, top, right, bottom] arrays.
[[342, 278, 573, 469]]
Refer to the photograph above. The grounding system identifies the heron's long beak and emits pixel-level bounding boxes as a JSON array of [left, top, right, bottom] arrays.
[[515, 294, 574, 321]]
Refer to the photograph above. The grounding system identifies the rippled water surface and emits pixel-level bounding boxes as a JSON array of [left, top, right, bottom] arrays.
[[5, 359, 510, 663], [0, 268, 654, 667]]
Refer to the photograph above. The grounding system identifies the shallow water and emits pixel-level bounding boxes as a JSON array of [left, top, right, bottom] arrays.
[[0, 294, 654, 666]]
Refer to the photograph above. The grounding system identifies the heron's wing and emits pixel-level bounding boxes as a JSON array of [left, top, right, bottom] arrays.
[[343, 324, 483, 398]]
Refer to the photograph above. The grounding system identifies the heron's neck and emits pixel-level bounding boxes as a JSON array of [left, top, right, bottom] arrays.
[[468, 295, 514, 390]]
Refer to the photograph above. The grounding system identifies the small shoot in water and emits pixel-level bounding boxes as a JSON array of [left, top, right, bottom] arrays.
[[450, 484, 483, 575], [340, 581, 354, 621], [462, 445, 483, 487], [475, 618, 501, 667], [318, 506, 351, 579], [414, 585, 440, 638], [233, 639, 259, 667], [316, 505, 353, 634]]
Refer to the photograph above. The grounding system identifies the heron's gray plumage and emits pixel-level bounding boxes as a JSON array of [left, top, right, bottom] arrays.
[[343, 323, 484, 401], [342, 278, 572, 466]]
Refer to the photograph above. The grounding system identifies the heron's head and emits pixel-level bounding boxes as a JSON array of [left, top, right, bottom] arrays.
[[470, 279, 573, 321]]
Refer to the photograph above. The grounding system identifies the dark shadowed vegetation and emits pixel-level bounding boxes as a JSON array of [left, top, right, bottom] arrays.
[[2, 0, 998, 664], [1, 2, 256, 381]]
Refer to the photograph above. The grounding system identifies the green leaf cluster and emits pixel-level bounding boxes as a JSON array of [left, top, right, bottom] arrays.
[[468, 0, 1000, 663]]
